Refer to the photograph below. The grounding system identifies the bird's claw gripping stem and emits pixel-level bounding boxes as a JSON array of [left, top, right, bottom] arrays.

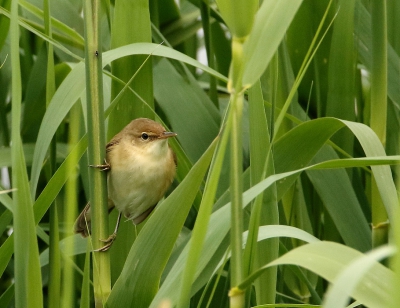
[[89, 159, 110, 171]]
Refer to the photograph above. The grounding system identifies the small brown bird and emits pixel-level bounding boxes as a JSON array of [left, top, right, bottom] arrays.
[[74, 118, 177, 251]]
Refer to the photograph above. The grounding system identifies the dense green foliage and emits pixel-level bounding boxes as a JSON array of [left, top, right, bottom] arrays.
[[0, 0, 399, 307]]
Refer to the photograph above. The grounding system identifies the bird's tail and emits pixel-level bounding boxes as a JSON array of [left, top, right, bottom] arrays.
[[74, 203, 91, 237]]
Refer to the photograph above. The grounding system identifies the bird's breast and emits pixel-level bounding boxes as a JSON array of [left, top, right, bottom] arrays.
[[107, 146, 175, 221]]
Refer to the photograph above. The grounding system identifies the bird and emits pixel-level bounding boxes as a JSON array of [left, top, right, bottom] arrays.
[[74, 118, 177, 251]]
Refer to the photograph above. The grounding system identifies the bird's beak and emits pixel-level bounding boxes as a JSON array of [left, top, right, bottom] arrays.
[[159, 131, 177, 139]]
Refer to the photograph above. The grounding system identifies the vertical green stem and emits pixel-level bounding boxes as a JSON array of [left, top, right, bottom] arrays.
[[228, 34, 246, 308], [48, 145, 60, 305], [83, 0, 111, 305], [370, 0, 388, 144], [44, 0, 61, 306], [62, 103, 80, 308], [229, 39, 245, 308], [11, 0, 43, 306], [370, 0, 389, 247], [230, 91, 244, 308]]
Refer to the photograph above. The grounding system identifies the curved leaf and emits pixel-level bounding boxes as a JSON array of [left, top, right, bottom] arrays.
[[151, 153, 399, 307], [245, 225, 320, 245], [323, 245, 396, 308], [238, 242, 394, 308], [30, 43, 227, 197]]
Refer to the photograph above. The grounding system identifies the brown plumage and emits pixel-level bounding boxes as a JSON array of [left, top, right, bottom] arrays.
[[74, 118, 177, 249]]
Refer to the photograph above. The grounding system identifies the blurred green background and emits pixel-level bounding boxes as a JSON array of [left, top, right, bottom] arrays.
[[0, 0, 399, 307]]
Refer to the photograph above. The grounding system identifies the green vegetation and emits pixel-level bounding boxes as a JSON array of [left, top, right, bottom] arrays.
[[0, 0, 399, 307]]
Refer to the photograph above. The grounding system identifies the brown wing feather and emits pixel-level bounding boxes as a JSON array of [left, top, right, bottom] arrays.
[[75, 137, 120, 237], [74, 202, 91, 237], [106, 138, 120, 153], [74, 199, 116, 237]]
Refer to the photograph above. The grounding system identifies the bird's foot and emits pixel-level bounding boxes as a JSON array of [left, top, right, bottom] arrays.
[[93, 233, 117, 252], [89, 159, 110, 171]]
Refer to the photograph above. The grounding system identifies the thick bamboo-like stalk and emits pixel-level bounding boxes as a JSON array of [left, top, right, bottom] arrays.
[[83, 0, 111, 305]]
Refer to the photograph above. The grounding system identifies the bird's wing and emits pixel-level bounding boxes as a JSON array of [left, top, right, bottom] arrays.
[[74, 199, 116, 237], [106, 137, 121, 153]]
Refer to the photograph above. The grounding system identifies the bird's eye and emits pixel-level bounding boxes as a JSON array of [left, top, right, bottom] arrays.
[[141, 133, 149, 140]]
